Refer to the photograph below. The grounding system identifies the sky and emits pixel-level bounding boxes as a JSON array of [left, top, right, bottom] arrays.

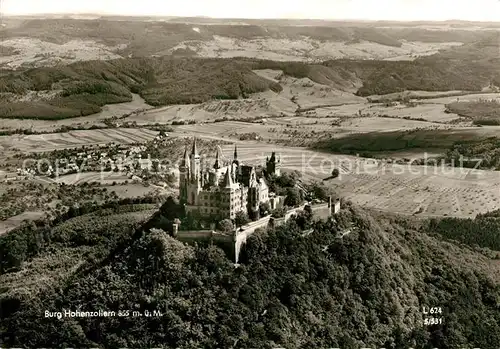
[[2, 0, 500, 22]]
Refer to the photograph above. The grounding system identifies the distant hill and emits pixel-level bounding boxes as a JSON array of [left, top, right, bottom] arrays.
[[0, 31, 498, 120], [1, 17, 495, 62]]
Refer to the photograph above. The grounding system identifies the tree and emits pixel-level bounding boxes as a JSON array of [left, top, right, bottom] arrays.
[[234, 211, 250, 229], [217, 219, 234, 234], [259, 202, 271, 217], [152, 160, 160, 173], [271, 206, 286, 218], [331, 168, 340, 178], [276, 172, 297, 188], [309, 182, 335, 201], [284, 187, 301, 207]]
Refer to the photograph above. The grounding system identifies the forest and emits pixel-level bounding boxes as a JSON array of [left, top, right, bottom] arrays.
[[444, 137, 500, 170], [426, 209, 500, 252], [1, 200, 499, 348]]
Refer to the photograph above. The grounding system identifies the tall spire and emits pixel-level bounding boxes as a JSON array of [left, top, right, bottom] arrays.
[[191, 137, 198, 156], [232, 144, 239, 165], [213, 147, 221, 169], [181, 146, 189, 166]]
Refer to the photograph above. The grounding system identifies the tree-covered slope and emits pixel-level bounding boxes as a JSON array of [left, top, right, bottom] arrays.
[[1, 203, 498, 348], [0, 57, 283, 119]]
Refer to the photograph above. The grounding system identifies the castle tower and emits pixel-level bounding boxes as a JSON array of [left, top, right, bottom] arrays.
[[222, 167, 239, 219], [179, 147, 190, 203], [190, 137, 201, 184], [266, 152, 281, 177], [184, 138, 202, 205], [214, 147, 222, 170]]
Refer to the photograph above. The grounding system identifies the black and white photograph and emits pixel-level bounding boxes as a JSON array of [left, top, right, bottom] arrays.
[[0, 0, 499, 348]]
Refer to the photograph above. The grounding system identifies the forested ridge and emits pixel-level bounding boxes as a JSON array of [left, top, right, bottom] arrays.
[[0, 32, 498, 119], [1, 201, 499, 348]]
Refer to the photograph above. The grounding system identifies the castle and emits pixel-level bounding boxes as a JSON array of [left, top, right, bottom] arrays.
[[179, 138, 281, 221]]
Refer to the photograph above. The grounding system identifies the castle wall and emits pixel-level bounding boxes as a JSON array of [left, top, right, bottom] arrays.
[[234, 215, 272, 263], [176, 230, 214, 240], [310, 204, 331, 220], [235, 202, 332, 262], [173, 202, 335, 264], [175, 229, 234, 242], [175, 229, 235, 260]]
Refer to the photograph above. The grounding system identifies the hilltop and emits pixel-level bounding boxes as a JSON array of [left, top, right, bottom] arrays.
[[1, 201, 499, 348]]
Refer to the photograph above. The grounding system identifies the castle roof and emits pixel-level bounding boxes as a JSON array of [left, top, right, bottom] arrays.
[[223, 168, 233, 188], [259, 177, 268, 189]]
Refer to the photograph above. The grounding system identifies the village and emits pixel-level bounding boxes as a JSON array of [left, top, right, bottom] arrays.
[[13, 132, 177, 187]]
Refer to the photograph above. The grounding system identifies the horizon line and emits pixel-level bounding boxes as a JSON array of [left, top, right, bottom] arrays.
[[2, 13, 500, 24]]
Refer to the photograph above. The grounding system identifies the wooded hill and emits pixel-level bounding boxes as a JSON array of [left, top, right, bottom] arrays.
[[1, 201, 499, 348], [0, 33, 498, 119]]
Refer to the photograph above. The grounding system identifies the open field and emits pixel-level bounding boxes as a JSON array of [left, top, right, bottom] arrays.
[[123, 78, 491, 133], [310, 128, 500, 161], [257, 72, 366, 107], [54, 173, 172, 197], [127, 95, 297, 124], [336, 116, 449, 132], [168, 36, 463, 62], [0, 88, 488, 133], [54, 172, 130, 185], [0, 38, 125, 69], [420, 92, 500, 105], [11, 125, 499, 218], [0, 211, 45, 235], [171, 116, 486, 149], [107, 183, 173, 198], [0, 128, 158, 153], [215, 142, 500, 218]]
